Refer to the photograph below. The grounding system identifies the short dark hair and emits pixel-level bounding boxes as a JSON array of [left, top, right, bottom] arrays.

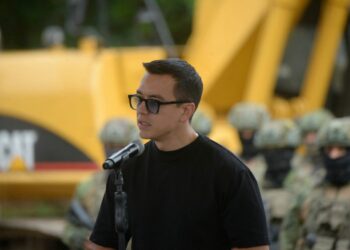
[[143, 58, 203, 109]]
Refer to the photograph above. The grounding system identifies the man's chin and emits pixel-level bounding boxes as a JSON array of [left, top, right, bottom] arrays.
[[139, 131, 152, 140]]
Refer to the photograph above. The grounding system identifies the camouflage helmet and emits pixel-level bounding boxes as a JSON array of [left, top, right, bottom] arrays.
[[228, 102, 270, 131], [99, 118, 139, 145], [254, 119, 301, 149], [192, 109, 213, 136], [297, 109, 334, 134], [317, 117, 350, 147]]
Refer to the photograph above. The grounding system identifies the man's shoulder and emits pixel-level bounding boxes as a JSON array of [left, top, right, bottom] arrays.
[[199, 135, 234, 155], [199, 136, 248, 171]]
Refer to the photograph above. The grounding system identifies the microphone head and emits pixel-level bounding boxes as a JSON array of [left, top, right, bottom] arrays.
[[102, 140, 144, 170], [133, 140, 145, 156]]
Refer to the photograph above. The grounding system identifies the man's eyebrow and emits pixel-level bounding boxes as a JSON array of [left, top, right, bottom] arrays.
[[136, 90, 165, 100]]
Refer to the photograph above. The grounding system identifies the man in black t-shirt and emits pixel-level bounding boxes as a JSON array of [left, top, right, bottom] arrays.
[[89, 59, 270, 250]]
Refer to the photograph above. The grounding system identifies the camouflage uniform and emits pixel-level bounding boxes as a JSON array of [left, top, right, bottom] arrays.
[[191, 108, 213, 136], [280, 118, 350, 250], [227, 102, 270, 176], [61, 118, 139, 250], [254, 119, 302, 250]]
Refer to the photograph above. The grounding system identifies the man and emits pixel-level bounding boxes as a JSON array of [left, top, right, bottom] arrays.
[[62, 118, 139, 250], [254, 119, 301, 189], [296, 108, 334, 168], [90, 58, 269, 250], [280, 117, 350, 250], [291, 109, 334, 190]]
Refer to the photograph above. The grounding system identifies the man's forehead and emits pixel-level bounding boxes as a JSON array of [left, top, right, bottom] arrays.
[[137, 73, 176, 98]]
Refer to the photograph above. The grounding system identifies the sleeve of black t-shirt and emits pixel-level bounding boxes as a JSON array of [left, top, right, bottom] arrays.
[[219, 163, 270, 248], [90, 172, 129, 248]]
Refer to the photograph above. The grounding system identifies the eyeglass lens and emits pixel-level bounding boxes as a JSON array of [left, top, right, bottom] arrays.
[[130, 95, 159, 114]]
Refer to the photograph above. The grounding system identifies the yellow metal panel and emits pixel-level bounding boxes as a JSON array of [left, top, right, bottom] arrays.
[[244, 0, 310, 106], [203, 29, 261, 114], [184, 0, 270, 112], [189, 0, 224, 50], [0, 171, 95, 200], [90, 49, 128, 135], [0, 50, 103, 164]]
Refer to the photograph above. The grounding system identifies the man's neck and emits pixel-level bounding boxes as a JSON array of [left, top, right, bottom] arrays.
[[154, 127, 198, 151]]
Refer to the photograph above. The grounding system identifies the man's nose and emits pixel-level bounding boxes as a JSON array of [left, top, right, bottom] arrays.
[[137, 100, 148, 114], [328, 147, 345, 159]]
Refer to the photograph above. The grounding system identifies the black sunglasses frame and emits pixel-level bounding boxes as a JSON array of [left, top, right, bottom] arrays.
[[128, 94, 191, 114]]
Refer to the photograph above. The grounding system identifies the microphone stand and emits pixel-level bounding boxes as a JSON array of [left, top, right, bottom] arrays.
[[102, 141, 144, 250], [111, 160, 128, 250]]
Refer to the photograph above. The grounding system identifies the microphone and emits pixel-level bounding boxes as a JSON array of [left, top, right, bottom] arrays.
[[103, 140, 144, 169]]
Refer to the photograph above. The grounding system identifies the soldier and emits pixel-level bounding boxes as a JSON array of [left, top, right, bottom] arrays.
[[191, 108, 213, 136], [228, 102, 270, 162], [296, 108, 334, 169], [280, 117, 350, 250], [254, 119, 301, 188], [288, 109, 334, 196], [61, 118, 139, 250], [254, 119, 302, 250], [227, 102, 270, 182]]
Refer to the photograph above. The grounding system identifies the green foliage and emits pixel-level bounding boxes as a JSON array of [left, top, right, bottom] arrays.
[[157, 0, 194, 44], [0, 0, 66, 49], [0, 0, 194, 49]]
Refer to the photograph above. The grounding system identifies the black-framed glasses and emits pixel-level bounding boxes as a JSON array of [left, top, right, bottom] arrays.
[[128, 94, 191, 114]]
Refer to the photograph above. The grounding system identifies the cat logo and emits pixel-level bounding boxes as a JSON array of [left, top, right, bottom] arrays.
[[0, 130, 38, 172]]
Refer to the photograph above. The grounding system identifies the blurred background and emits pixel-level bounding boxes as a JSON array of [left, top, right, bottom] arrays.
[[0, 0, 349, 249]]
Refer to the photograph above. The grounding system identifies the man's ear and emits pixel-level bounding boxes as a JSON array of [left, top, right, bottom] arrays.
[[180, 103, 196, 123]]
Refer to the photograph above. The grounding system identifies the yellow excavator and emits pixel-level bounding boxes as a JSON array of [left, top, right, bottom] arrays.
[[0, 0, 349, 246]]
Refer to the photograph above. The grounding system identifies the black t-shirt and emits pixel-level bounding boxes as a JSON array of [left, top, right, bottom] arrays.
[[90, 135, 269, 250]]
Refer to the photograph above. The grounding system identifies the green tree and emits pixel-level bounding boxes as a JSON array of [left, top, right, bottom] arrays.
[[0, 0, 194, 49]]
